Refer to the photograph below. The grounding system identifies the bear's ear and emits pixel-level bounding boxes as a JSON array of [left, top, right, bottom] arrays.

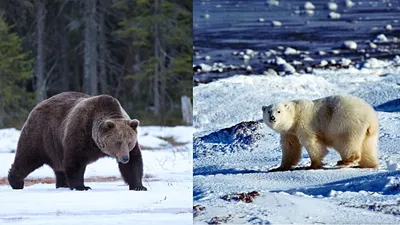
[[262, 106, 267, 111], [103, 120, 115, 130], [129, 119, 140, 130]]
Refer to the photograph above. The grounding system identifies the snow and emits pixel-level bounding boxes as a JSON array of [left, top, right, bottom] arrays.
[[0, 126, 192, 225], [193, 57, 400, 224]]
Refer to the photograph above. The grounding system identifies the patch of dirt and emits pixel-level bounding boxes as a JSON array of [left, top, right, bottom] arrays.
[[157, 136, 188, 147], [221, 191, 260, 203], [207, 214, 233, 224], [193, 204, 206, 217], [0, 176, 122, 186]]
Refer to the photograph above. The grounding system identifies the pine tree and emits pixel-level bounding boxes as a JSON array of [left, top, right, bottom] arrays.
[[0, 16, 34, 127]]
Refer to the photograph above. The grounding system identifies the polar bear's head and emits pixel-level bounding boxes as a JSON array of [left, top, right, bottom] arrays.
[[262, 102, 295, 133]]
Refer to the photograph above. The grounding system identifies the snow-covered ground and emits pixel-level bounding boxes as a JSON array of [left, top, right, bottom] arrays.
[[0, 126, 193, 225], [194, 57, 400, 224]]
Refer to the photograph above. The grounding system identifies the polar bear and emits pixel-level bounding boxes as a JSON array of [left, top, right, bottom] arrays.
[[262, 95, 379, 171]]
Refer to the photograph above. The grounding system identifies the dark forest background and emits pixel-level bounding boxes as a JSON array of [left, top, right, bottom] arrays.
[[0, 0, 192, 128]]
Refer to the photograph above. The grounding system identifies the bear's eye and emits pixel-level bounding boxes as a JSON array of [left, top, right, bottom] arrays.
[[268, 110, 272, 114], [277, 111, 281, 113]]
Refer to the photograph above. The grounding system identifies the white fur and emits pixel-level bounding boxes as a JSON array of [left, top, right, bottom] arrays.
[[262, 95, 379, 170]]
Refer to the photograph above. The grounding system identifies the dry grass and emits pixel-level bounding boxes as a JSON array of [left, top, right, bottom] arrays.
[[140, 136, 188, 150], [157, 136, 188, 147]]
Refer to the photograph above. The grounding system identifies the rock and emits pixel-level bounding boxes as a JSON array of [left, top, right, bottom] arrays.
[[271, 20, 282, 27], [394, 55, 400, 65], [278, 63, 296, 74], [320, 60, 328, 67], [242, 54, 251, 61], [204, 55, 211, 61], [284, 47, 299, 55], [342, 40, 357, 50], [246, 65, 252, 72], [385, 24, 393, 31], [373, 34, 388, 43], [305, 10, 314, 16], [345, 0, 355, 7], [304, 2, 315, 10], [331, 50, 340, 54], [340, 58, 352, 67], [328, 12, 341, 19], [266, 0, 279, 6], [199, 63, 212, 72], [362, 58, 383, 68], [327, 2, 338, 11], [245, 49, 254, 55], [275, 56, 287, 65], [203, 14, 210, 19], [318, 51, 326, 55], [369, 42, 377, 49], [258, 18, 265, 22], [263, 69, 278, 76], [305, 67, 313, 73]]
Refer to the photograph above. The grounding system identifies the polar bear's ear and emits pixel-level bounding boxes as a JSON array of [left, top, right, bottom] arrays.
[[262, 106, 268, 111]]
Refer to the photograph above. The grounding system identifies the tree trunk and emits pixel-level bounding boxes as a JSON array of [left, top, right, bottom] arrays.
[[60, 21, 69, 91], [98, 0, 107, 94], [83, 0, 98, 96], [153, 0, 160, 116], [34, 0, 46, 102]]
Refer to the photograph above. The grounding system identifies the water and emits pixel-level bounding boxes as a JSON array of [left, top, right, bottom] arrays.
[[193, 0, 400, 83]]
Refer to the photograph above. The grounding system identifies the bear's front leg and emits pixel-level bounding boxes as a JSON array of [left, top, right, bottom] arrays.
[[300, 136, 326, 169], [64, 155, 91, 191], [269, 133, 302, 172], [119, 143, 147, 191]]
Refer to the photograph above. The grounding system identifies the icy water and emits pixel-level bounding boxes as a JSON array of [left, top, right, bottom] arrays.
[[193, 0, 400, 83]]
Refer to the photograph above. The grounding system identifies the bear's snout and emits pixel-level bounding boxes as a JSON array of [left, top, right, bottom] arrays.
[[119, 155, 130, 164], [270, 115, 276, 122]]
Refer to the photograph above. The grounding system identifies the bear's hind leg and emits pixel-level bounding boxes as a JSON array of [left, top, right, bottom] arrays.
[[333, 133, 363, 168], [8, 154, 45, 189], [55, 171, 68, 188], [358, 131, 379, 168]]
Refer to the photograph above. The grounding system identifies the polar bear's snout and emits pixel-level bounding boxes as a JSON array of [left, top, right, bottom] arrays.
[[269, 115, 276, 122]]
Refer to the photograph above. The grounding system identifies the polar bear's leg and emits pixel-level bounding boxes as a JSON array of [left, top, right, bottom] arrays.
[[359, 128, 379, 168], [333, 133, 363, 167], [270, 133, 302, 172], [301, 136, 326, 169]]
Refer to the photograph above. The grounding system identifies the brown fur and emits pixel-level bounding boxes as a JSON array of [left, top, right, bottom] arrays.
[[8, 92, 147, 191]]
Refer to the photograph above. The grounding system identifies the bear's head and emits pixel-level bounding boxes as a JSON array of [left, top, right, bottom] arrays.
[[262, 102, 295, 133], [94, 119, 140, 164]]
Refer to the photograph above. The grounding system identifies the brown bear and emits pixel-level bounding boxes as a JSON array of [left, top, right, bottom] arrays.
[[8, 92, 147, 191]]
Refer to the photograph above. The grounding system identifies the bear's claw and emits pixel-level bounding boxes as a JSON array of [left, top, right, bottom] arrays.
[[72, 186, 91, 191], [130, 186, 147, 191]]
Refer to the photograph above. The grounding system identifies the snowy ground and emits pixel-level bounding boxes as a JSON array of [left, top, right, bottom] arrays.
[[0, 126, 193, 225], [194, 57, 400, 224]]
